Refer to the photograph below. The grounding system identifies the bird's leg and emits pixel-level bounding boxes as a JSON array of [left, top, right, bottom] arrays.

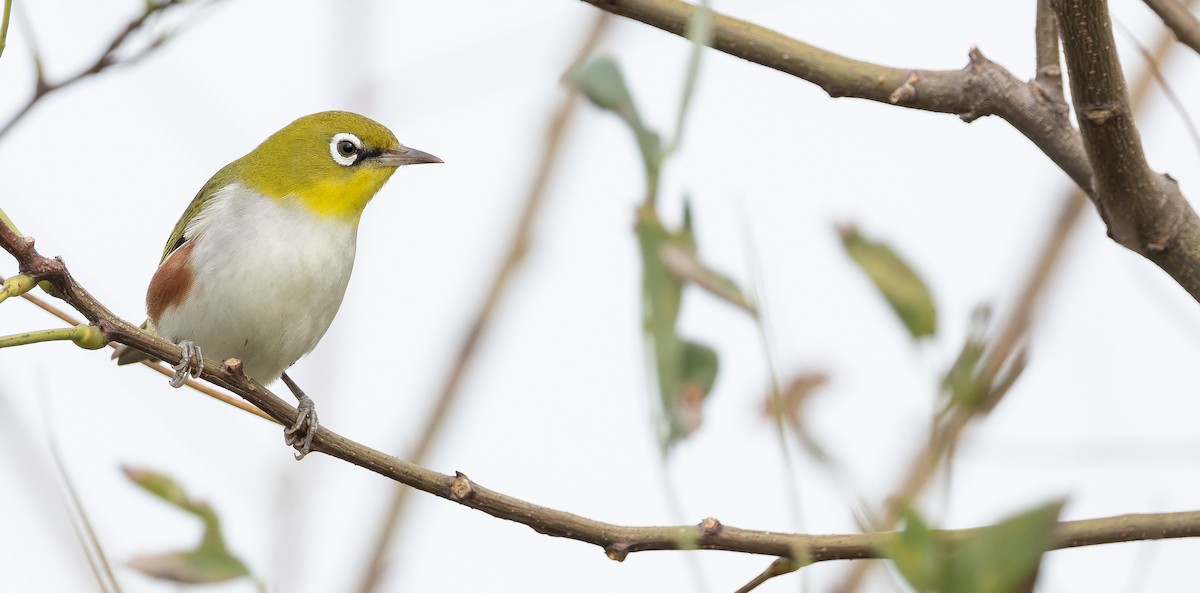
[[170, 340, 203, 388], [280, 372, 319, 460]]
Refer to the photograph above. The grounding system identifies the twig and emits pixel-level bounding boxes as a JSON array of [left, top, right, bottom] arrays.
[[9, 164, 1200, 569], [830, 9, 1189, 592], [1034, 0, 1065, 106], [0, 273, 273, 421], [1119, 22, 1200, 158], [48, 417, 123, 593], [352, 14, 611, 593], [577, 0, 1092, 193], [1143, 0, 1200, 55], [576, 0, 1200, 304], [0, 0, 206, 139]]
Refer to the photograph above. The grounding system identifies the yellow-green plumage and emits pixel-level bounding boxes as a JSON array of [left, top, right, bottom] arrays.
[[160, 111, 407, 262], [120, 111, 441, 386]]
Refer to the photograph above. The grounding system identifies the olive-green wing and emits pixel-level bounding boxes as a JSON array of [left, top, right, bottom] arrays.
[[115, 169, 232, 366], [160, 171, 231, 261]]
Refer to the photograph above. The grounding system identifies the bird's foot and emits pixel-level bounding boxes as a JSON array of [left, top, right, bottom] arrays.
[[281, 372, 319, 460], [169, 340, 203, 388]]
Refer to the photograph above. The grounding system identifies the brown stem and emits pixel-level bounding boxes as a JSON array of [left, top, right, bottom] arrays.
[[0, 0, 192, 139], [7, 196, 1200, 566], [1034, 0, 1065, 104], [577, 0, 1200, 302], [353, 14, 612, 593], [1053, 0, 1200, 300], [1144, 0, 1200, 54], [577, 0, 1091, 193]]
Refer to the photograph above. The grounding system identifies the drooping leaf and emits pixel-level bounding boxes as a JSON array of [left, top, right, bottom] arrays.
[[888, 501, 1064, 593], [658, 242, 755, 313], [127, 549, 251, 585], [636, 203, 720, 449], [839, 225, 937, 339], [569, 55, 663, 198], [675, 340, 719, 434], [570, 56, 637, 122], [124, 466, 253, 585], [941, 306, 990, 409]]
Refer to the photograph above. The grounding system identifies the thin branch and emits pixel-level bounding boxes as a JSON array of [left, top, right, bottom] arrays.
[[1034, 0, 1065, 105], [0, 274, 274, 421], [1143, 0, 1200, 55], [353, 14, 612, 593], [577, 0, 1200, 303], [1120, 21, 1200, 158], [7, 190, 1200, 567], [0, 0, 210, 140], [576, 0, 1090, 193], [832, 13, 1189, 591]]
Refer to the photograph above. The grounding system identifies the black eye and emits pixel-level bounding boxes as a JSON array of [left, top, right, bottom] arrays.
[[337, 140, 357, 157]]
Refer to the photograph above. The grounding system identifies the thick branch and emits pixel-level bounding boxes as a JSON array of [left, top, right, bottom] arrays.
[[579, 0, 1200, 301], [577, 0, 1090, 193], [1143, 0, 1200, 55], [1053, 0, 1200, 298]]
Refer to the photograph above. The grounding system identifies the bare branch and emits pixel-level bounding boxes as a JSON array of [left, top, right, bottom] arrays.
[[354, 14, 612, 593], [578, 0, 1200, 302], [577, 0, 1090, 192], [1035, 0, 1065, 104], [1053, 0, 1200, 300], [0, 0, 214, 140], [8, 198, 1200, 566]]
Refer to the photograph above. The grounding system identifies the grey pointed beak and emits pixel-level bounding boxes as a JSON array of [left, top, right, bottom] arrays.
[[375, 145, 443, 167]]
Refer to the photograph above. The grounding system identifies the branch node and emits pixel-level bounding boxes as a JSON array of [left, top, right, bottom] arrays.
[[449, 471, 475, 501], [888, 72, 919, 104], [1038, 64, 1062, 79], [604, 542, 630, 562], [1081, 103, 1124, 125], [699, 516, 724, 536], [222, 357, 245, 378]]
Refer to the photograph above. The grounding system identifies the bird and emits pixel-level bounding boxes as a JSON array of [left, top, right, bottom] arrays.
[[115, 111, 442, 458]]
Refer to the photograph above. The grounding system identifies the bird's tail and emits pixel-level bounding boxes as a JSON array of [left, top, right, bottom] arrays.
[[112, 320, 157, 365]]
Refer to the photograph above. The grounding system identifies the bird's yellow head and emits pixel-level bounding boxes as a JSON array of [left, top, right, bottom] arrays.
[[228, 111, 441, 222]]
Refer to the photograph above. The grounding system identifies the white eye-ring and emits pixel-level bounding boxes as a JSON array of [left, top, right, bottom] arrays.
[[330, 132, 362, 166]]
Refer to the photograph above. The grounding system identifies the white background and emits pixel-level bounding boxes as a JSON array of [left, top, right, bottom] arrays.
[[2, 1, 1200, 591]]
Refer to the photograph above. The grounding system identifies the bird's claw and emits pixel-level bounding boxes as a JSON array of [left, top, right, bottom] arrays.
[[284, 393, 319, 460], [170, 340, 203, 388]]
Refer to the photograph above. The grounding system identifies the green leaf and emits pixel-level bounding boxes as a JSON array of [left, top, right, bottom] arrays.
[[569, 55, 663, 200], [636, 204, 720, 449], [570, 56, 637, 121], [127, 549, 251, 585], [124, 466, 253, 585], [124, 466, 190, 509], [839, 225, 937, 339], [941, 307, 990, 409], [889, 501, 1063, 593], [675, 340, 719, 435], [889, 509, 946, 593], [946, 500, 1064, 593]]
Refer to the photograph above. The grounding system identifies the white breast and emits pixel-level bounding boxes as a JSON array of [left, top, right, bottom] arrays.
[[153, 182, 358, 385]]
